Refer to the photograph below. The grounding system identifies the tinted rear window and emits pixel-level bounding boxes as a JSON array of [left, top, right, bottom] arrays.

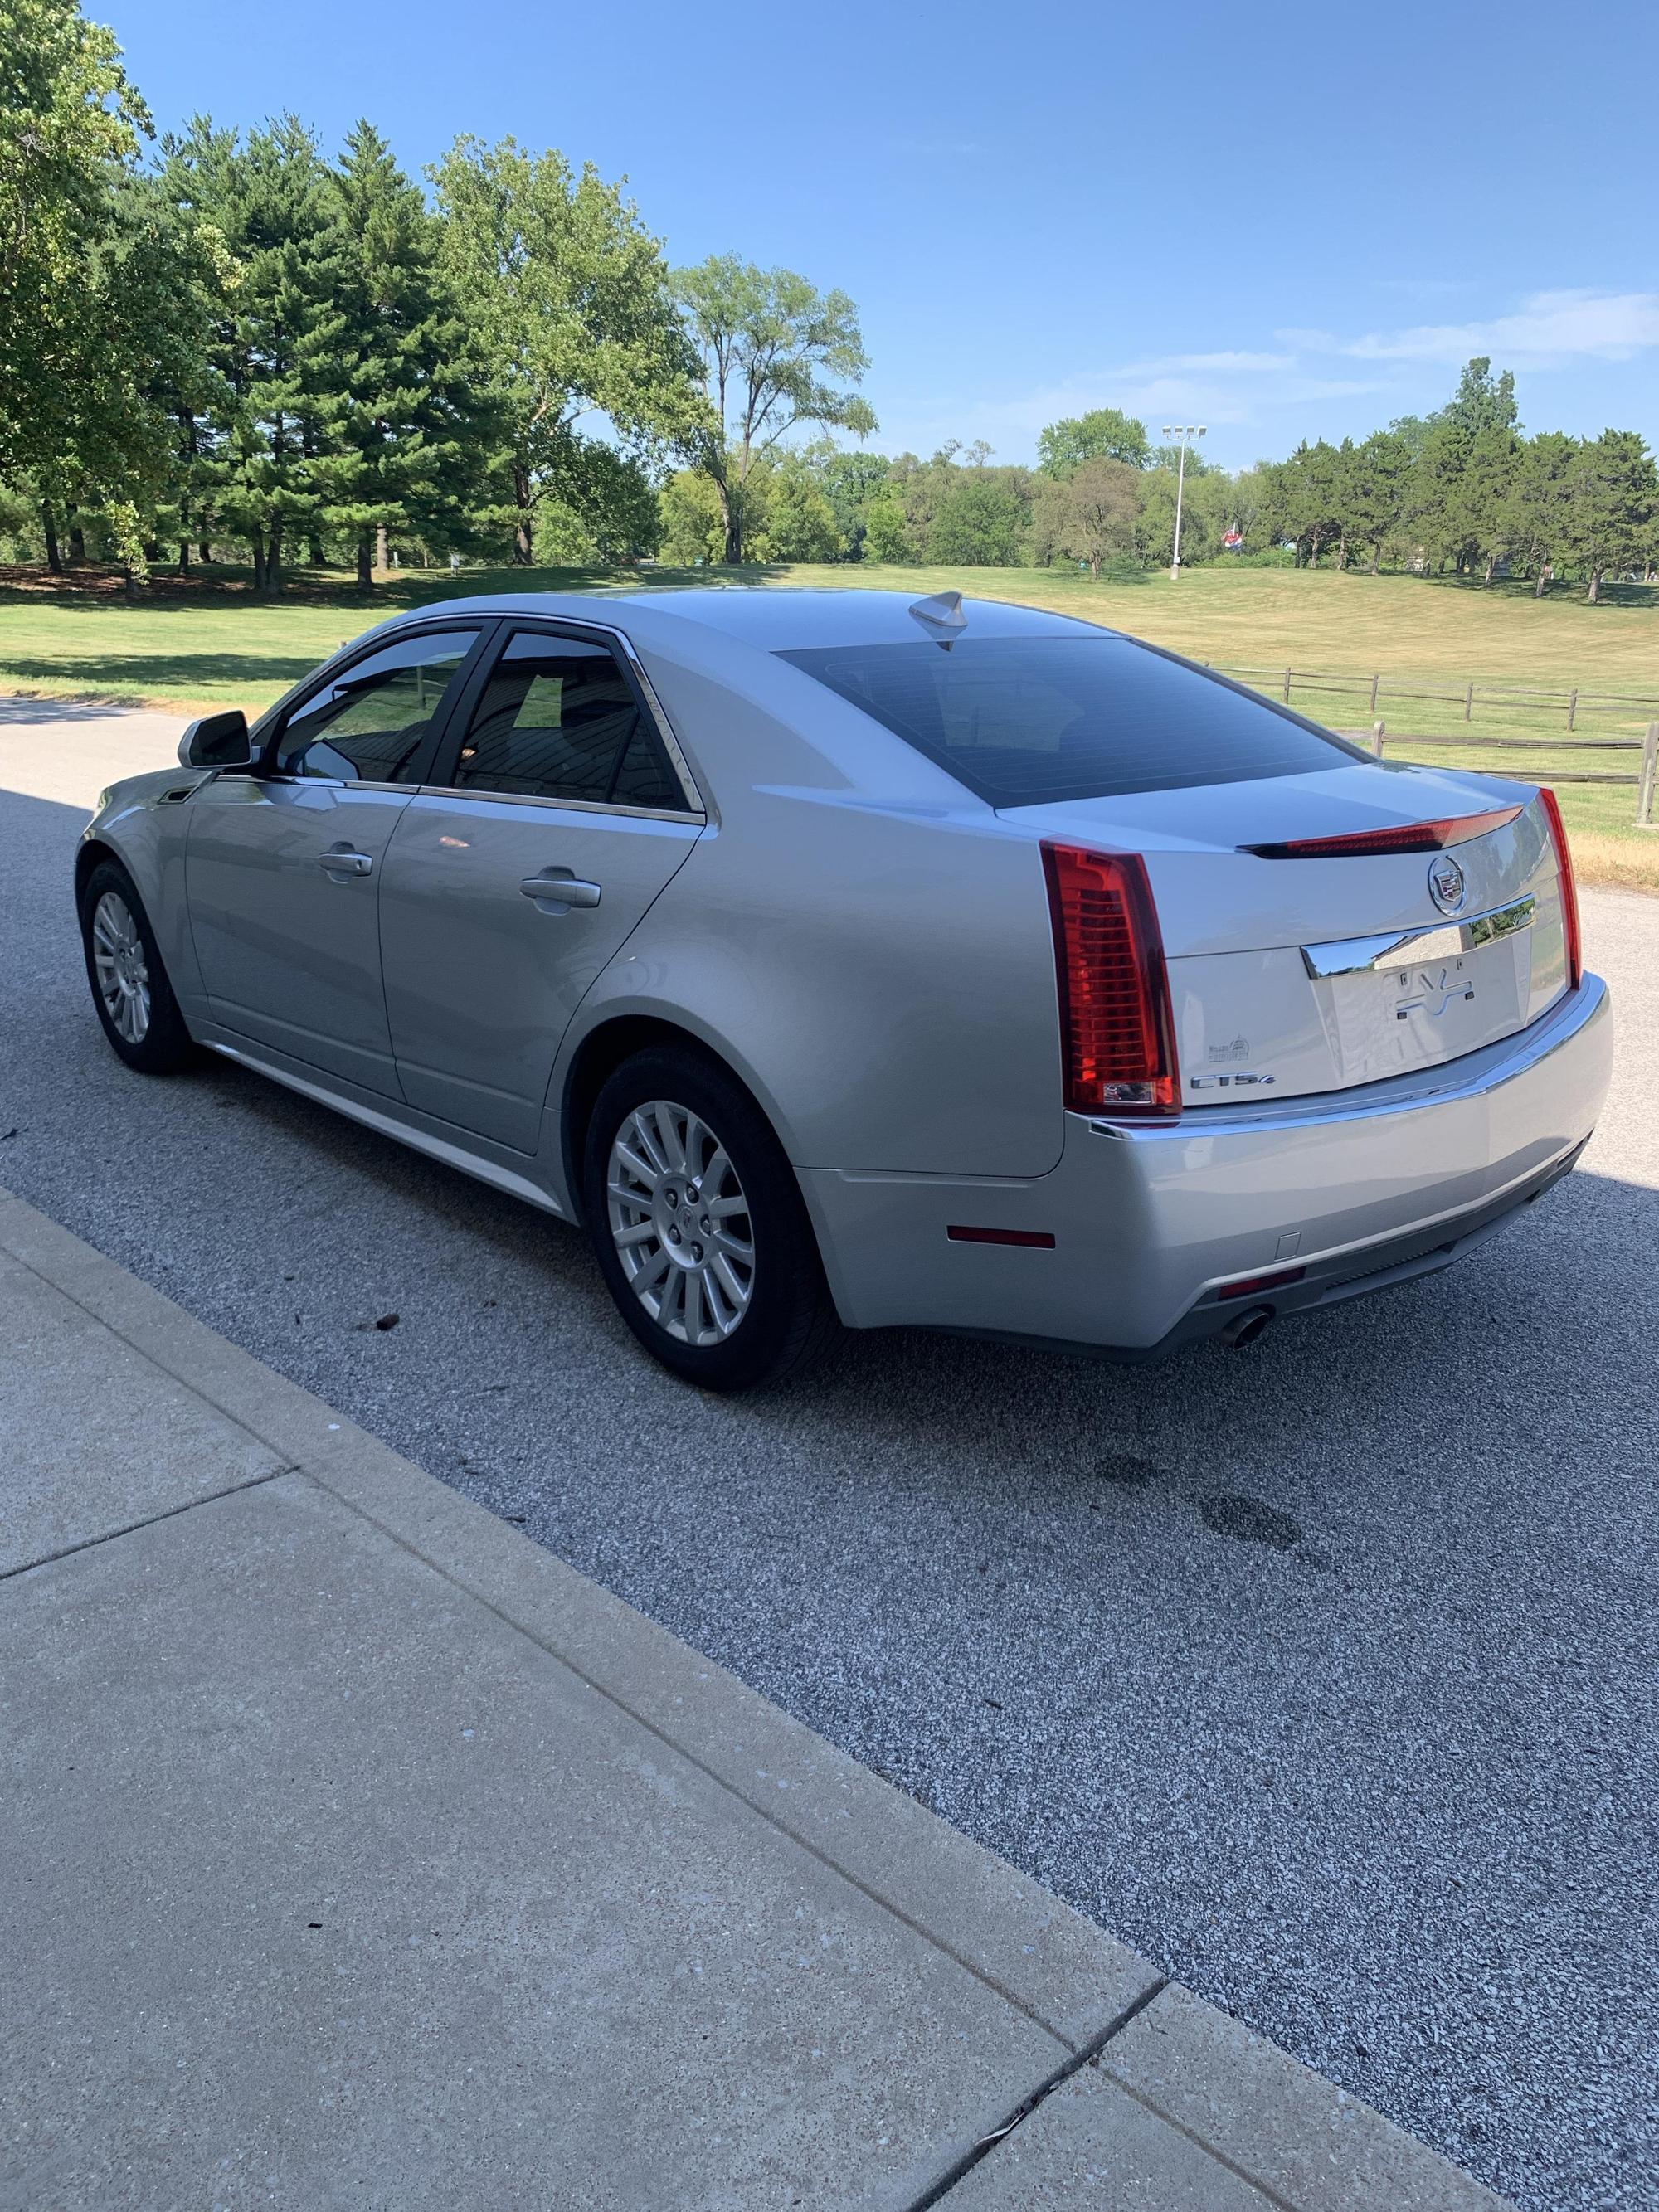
[[776, 635, 1361, 805]]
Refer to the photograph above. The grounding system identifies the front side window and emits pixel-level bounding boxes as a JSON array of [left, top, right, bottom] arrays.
[[776, 635, 1365, 805], [451, 630, 684, 809], [275, 630, 482, 782]]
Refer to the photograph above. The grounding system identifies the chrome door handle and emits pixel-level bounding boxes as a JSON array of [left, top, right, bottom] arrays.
[[319, 848, 373, 877], [520, 872, 601, 910]]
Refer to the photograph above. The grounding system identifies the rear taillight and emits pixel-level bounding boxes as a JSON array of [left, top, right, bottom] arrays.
[[1041, 843, 1179, 1116], [1537, 787, 1582, 989]]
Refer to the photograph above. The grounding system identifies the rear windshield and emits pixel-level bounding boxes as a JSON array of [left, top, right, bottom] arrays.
[[776, 635, 1361, 805]]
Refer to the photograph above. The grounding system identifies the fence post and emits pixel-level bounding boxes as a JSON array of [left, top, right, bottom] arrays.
[[1282, 667, 1292, 703], [1373, 719, 1385, 758], [1567, 688, 1579, 732], [1463, 682, 1474, 722], [1369, 673, 1380, 714], [1639, 722, 1659, 825]]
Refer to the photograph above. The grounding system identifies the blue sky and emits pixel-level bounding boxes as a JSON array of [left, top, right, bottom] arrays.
[[107, 0, 1659, 472]]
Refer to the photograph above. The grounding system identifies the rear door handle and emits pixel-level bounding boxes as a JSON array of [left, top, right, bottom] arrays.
[[520, 871, 601, 911], [319, 847, 373, 877]]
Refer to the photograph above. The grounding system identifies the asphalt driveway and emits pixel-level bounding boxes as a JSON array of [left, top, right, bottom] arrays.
[[2, 704, 1654, 2212]]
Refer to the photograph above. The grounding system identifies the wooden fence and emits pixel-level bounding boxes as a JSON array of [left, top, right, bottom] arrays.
[[1214, 664, 1659, 732], [1335, 720, 1659, 824]]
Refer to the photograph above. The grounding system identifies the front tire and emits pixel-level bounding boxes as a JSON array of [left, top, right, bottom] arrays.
[[77, 858, 196, 1074], [582, 1046, 838, 1392]]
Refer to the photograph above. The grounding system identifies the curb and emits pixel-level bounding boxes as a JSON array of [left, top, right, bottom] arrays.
[[0, 1186, 1511, 2210]]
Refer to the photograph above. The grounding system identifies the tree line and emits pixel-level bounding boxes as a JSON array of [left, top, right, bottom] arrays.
[[657, 368, 1658, 606], [2, 0, 1654, 605]]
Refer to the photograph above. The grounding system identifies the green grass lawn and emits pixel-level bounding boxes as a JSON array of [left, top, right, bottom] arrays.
[[3, 558, 1654, 885]]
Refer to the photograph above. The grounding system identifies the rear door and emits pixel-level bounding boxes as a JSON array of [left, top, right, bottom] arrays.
[[377, 622, 704, 1153], [183, 625, 489, 1096]]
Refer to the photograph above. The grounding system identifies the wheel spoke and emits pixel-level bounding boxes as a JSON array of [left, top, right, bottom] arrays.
[[614, 1140, 659, 1190], [612, 1218, 657, 1249], [682, 1114, 710, 1179], [651, 1102, 687, 1176]]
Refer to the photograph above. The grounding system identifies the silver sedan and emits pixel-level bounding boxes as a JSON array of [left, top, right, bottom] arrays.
[[76, 588, 1612, 1389]]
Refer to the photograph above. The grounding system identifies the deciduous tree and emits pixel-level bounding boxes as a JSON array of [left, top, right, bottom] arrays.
[[430, 135, 696, 566], [674, 256, 875, 563], [1036, 455, 1139, 576], [1037, 406, 1149, 475]]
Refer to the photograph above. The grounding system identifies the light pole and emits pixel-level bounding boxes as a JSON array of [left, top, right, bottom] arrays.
[[1161, 424, 1206, 579]]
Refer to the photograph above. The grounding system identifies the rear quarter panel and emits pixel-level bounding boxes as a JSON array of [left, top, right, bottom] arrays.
[[567, 636, 1065, 1178]]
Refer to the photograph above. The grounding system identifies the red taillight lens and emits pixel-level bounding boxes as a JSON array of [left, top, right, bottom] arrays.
[[1241, 806, 1523, 859], [1041, 842, 1179, 1116], [1537, 786, 1582, 989]]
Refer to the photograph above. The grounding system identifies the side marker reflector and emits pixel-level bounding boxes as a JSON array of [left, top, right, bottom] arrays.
[[947, 1226, 1057, 1249], [1214, 1265, 1306, 1302]]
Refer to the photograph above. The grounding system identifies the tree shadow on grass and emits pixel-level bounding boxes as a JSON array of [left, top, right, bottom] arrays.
[[1414, 571, 1657, 610], [0, 560, 797, 616], [0, 654, 328, 695]]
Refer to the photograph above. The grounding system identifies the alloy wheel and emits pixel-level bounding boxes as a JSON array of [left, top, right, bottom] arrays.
[[90, 890, 152, 1045], [606, 1099, 756, 1347]]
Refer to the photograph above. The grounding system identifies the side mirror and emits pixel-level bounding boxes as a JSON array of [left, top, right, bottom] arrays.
[[178, 708, 252, 771]]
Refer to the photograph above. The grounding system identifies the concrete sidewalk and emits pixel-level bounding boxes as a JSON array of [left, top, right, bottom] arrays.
[[1, 1188, 1507, 2210]]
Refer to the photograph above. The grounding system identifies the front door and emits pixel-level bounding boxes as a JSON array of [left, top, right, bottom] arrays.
[[184, 625, 488, 1096], [378, 625, 703, 1152]]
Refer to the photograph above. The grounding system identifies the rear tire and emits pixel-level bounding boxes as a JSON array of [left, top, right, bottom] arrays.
[[77, 858, 196, 1075], [582, 1045, 839, 1392]]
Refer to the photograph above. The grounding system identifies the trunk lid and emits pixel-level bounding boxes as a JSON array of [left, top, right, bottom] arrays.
[[1004, 761, 1573, 1106]]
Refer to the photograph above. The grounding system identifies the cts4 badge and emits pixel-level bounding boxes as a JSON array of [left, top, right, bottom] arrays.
[[1427, 853, 1467, 916]]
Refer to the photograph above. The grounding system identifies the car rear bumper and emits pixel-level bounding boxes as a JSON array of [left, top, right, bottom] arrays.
[[801, 972, 1613, 1354]]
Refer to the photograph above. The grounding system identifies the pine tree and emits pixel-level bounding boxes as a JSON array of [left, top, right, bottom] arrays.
[[158, 115, 333, 589], [1503, 431, 1575, 596], [1560, 430, 1658, 603], [308, 122, 481, 588]]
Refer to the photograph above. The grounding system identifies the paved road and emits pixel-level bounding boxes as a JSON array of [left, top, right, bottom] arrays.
[[4, 704, 1655, 2212]]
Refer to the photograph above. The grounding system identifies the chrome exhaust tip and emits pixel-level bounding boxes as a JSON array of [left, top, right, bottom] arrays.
[[1219, 1305, 1274, 1350]]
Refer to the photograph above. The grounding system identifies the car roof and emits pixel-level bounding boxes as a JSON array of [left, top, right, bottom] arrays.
[[382, 586, 1120, 653]]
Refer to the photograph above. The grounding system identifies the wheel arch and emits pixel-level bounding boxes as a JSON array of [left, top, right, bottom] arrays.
[[560, 1014, 780, 1228], [74, 835, 125, 901]]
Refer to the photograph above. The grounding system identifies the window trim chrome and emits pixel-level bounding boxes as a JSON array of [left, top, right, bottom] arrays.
[[412, 785, 704, 829]]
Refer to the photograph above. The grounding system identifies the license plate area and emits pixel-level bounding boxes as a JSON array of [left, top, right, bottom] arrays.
[[1322, 931, 1528, 1078]]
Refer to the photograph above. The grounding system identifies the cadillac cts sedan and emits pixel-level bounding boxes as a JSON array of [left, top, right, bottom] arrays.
[[77, 587, 1612, 1390]]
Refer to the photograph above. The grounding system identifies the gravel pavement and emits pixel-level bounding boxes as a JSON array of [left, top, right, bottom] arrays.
[[3, 704, 1654, 2212]]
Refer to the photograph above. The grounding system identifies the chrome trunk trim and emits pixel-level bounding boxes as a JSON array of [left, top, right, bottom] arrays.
[[1300, 894, 1535, 980]]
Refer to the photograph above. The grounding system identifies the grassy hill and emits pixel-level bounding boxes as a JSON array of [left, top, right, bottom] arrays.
[[2, 559, 1654, 885]]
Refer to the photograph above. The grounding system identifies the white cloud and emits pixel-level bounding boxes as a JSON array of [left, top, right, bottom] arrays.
[[869, 287, 1659, 464], [1295, 289, 1659, 366], [1112, 349, 1297, 377]]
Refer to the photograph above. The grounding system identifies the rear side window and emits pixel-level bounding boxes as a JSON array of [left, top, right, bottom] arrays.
[[776, 635, 1362, 805], [452, 630, 684, 809]]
